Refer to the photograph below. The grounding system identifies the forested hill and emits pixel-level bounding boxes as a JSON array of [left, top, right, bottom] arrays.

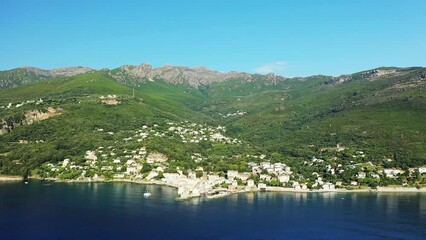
[[0, 64, 425, 188]]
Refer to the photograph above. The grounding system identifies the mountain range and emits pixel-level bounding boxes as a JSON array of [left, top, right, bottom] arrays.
[[0, 63, 285, 89], [0, 63, 425, 184]]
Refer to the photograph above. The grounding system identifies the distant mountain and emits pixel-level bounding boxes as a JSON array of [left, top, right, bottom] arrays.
[[4, 63, 426, 91], [0, 66, 93, 88], [324, 67, 426, 86], [109, 63, 286, 87], [0, 63, 286, 89]]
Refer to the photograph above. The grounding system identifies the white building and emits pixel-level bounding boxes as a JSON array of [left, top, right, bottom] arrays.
[[322, 182, 336, 191], [85, 150, 98, 162], [101, 166, 114, 171], [357, 172, 366, 179], [259, 174, 271, 181], [278, 174, 290, 183], [251, 166, 262, 174], [126, 166, 138, 175], [62, 159, 70, 167], [247, 179, 255, 188], [126, 160, 136, 166], [237, 172, 251, 181], [258, 183, 267, 191], [383, 169, 403, 178], [227, 170, 239, 180]]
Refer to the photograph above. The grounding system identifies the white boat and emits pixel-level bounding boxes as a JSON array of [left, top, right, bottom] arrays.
[[143, 192, 151, 197]]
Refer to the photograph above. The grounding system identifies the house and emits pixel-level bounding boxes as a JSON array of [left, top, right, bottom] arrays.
[[248, 162, 257, 168], [101, 166, 113, 171], [350, 181, 358, 186], [258, 183, 267, 191], [126, 166, 138, 175], [146, 152, 168, 164], [419, 167, 426, 174], [208, 175, 221, 181], [273, 163, 286, 172], [357, 172, 366, 179], [237, 172, 251, 181], [247, 179, 255, 188], [191, 189, 201, 197], [278, 174, 290, 183], [227, 170, 239, 180], [62, 159, 70, 167], [251, 166, 262, 174], [228, 180, 238, 191], [322, 182, 335, 191], [211, 133, 225, 141], [336, 144, 345, 152], [188, 171, 196, 179], [85, 151, 98, 162], [126, 160, 136, 166], [383, 169, 403, 178], [259, 174, 271, 181], [260, 162, 271, 169], [371, 173, 380, 179]]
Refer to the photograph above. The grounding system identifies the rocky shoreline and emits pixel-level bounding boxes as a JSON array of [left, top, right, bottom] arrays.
[[0, 175, 23, 181]]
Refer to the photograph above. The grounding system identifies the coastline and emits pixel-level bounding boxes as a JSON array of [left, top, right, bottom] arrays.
[[207, 186, 426, 199], [0, 175, 23, 181], [29, 176, 179, 189], [25, 176, 426, 200]]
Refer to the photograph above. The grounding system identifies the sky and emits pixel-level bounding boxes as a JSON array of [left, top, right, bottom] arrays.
[[1, 0, 425, 77]]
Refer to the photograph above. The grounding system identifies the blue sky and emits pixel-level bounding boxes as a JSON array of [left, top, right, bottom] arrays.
[[1, 0, 425, 77]]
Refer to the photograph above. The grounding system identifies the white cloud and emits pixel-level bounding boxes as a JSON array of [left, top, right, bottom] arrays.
[[254, 61, 287, 74]]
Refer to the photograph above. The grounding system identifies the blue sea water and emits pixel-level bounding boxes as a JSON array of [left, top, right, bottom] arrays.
[[0, 181, 425, 240]]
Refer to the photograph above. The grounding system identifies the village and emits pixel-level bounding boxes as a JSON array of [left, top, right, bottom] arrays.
[[0, 98, 44, 110], [33, 120, 426, 199]]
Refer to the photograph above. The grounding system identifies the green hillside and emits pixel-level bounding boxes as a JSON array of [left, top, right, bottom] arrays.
[[1, 66, 425, 188]]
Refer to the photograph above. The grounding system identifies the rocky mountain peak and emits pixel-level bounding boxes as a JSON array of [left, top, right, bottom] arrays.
[[112, 63, 285, 87]]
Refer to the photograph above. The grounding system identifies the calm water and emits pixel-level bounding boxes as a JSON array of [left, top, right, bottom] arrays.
[[0, 181, 425, 240]]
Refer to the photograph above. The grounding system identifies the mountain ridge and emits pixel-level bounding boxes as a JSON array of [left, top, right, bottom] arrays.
[[0, 66, 93, 88], [0, 62, 425, 189], [2, 63, 425, 90]]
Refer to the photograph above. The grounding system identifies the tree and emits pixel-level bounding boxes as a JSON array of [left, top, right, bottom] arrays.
[[154, 172, 164, 180], [196, 170, 203, 178], [140, 163, 153, 173], [21, 168, 30, 180]]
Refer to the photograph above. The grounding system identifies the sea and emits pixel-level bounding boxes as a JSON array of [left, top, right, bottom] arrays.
[[0, 181, 425, 240]]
